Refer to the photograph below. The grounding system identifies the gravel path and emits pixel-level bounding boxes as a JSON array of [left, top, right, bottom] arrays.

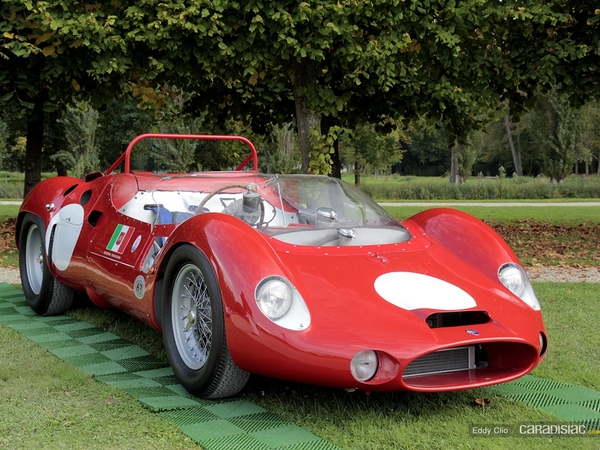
[[0, 267, 20, 285], [1, 266, 598, 285]]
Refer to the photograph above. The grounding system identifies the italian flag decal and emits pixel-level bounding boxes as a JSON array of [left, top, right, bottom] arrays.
[[107, 224, 135, 254]]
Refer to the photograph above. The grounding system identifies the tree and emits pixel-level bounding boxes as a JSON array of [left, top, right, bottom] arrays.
[[123, 1, 579, 176], [401, 124, 450, 176], [579, 101, 600, 175], [262, 123, 301, 174], [51, 102, 100, 178], [340, 124, 405, 185], [528, 88, 585, 183], [4, 0, 599, 189], [1, 1, 129, 195]]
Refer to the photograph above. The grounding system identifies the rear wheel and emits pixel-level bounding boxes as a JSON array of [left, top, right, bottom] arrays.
[[162, 245, 250, 398], [18, 213, 74, 316]]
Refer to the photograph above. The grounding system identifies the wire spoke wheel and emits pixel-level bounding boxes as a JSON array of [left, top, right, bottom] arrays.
[[162, 245, 250, 398], [171, 263, 212, 370]]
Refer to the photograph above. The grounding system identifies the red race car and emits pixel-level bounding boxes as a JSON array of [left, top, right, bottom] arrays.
[[16, 134, 547, 399]]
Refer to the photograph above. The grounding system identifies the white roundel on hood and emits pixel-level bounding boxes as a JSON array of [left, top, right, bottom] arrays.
[[374, 272, 476, 311]]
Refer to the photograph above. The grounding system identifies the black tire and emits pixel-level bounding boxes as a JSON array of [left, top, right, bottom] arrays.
[[18, 213, 74, 316], [162, 245, 250, 398]]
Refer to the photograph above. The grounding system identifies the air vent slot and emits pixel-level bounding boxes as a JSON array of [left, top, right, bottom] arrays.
[[425, 311, 490, 329], [80, 189, 92, 206], [63, 184, 78, 196], [88, 210, 103, 227]]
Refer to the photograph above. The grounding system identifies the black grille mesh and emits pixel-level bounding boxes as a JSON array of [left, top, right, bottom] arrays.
[[403, 346, 472, 377]]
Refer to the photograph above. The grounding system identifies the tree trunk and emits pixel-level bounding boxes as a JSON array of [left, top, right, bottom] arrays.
[[503, 115, 523, 176], [516, 122, 523, 175], [449, 143, 459, 184], [24, 94, 45, 197], [293, 59, 321, 173], [355, 159, 361, 186], [55, 160, 68, 177]]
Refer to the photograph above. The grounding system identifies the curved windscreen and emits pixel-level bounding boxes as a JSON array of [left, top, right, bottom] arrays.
[[254, 175, 411, 247], [123, 173, 411, 248]]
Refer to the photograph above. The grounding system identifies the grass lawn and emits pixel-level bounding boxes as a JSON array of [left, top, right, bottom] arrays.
[[384, 204, 600, 226]]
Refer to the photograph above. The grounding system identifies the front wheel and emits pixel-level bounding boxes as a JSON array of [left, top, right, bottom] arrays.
[[162, 245, 250, 398], [18, 213, 74, 316]]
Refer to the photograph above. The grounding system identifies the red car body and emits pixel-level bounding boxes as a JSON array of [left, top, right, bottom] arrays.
[[16, 134, 547, 398]]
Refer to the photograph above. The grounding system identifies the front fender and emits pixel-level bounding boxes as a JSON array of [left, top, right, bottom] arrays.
[[155, 213, 290, 367], [407, 208, 521, 282]]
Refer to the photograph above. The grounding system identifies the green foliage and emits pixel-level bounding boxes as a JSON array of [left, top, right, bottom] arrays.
[[341, 124, 405, 176], [147, 118, 203, 173], [529, 88, 585, 182], [95, 97, 154, 167], [401, 123, 450, 176], [580, 101, 600, 171], [455, 130, 484, 182], [307, 125, 339, 175], [117, 0, 586, 172], [261, 123, 301, 174], [52, 102, 100, 178], [0, 1, 129, 111]]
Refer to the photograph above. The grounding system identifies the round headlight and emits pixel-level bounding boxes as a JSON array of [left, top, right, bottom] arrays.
[[256, 277, 292, 319], [350, 350, 378, 382], [498, 263, 526, 297]]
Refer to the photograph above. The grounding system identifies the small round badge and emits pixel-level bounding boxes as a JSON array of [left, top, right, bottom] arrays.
[[134, 275, 145, 299]]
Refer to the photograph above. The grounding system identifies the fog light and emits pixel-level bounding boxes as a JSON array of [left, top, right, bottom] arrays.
[[350, 350, 378, 382]]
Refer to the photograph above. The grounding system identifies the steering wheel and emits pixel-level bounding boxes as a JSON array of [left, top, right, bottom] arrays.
[[196, 183, 265, 225]]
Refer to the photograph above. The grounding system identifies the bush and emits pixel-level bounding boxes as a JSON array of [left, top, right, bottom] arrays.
[[358, 175, 600, 200]]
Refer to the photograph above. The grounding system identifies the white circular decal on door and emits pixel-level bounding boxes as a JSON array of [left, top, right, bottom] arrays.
[[134, 275, 146, 300], [374, 272, 476, 311]]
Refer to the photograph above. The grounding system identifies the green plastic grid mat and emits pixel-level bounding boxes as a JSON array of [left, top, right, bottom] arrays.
[[0, 283, 339, 450], [486, 374, 600, 430]]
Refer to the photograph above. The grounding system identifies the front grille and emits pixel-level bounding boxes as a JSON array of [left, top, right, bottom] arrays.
[[403, 346, 475, 378]]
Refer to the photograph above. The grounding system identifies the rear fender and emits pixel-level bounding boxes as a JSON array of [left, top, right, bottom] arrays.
[[16, 176, 82, 249]]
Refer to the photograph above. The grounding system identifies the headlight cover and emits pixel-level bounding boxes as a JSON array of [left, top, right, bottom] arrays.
[[256, 277, 292, 319], [498, 263, 540, 310], [350, 350, 379, 382], [255, 276, 311, 330]]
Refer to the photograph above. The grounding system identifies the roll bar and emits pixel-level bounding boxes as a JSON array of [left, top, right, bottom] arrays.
[[105, 133, 259, 175]]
